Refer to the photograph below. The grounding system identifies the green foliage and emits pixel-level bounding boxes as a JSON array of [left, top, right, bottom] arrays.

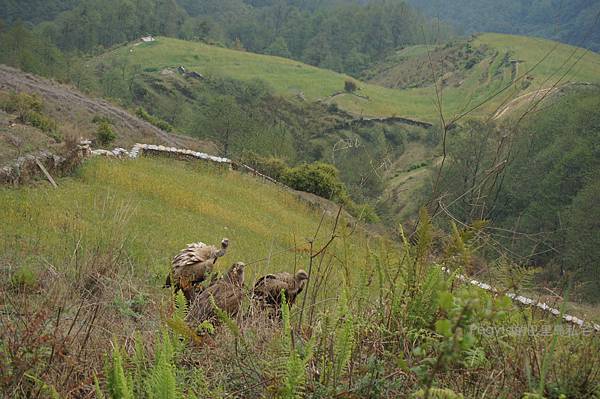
[[282, 162, 347, 201], [406, 0, 600, 52], [277, 292, 314, 399], [145, 331, 181, 399], [431, 87, 600, 301], [10, 264, 39, 288], [344, 80, 357, 93], [1, 92, 58, 134], [136, 107, 174, 132], [96, 122, 117, 146], [239, 151, 289, 181], [105, 344, 134, 399], [0, 22, 66, 79]]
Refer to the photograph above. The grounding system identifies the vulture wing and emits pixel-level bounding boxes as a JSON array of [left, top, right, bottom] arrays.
[[172, 242, 218, 271], [168, 243, 219, 291], [187, 281, 243, 324], [253, 273, 295, 306]]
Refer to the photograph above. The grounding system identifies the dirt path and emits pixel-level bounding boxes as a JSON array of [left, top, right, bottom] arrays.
[[492, 87, 559, 120]]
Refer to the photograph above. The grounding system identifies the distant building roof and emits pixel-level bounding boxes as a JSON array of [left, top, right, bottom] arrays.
[[141, 36, 156, 43]]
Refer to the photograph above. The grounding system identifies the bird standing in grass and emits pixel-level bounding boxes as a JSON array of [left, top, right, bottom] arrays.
[[253, 270, 309, 311], [186, 262, 246, 324], [165, 238, 229, 301]]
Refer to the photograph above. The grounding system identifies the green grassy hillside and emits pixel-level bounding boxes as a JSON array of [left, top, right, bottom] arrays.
[[92, 34, 600, 123], [0, 157, 361, 286], [3, 156, 600, 398], [365, 33, 600, 122]]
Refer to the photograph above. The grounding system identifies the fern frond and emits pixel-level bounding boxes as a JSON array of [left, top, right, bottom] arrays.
[[211, 296, 240, 337], [145, 331, 181, 399], [94, 374, 106, 399], [106, 343, 134, 399], [173, 290, 188, 321], [416, 207, 433, 263]]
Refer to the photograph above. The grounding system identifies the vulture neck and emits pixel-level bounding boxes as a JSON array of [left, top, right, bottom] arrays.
[[215, 248, 227, 258]]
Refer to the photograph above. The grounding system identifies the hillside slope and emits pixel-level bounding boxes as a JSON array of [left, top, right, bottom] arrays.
[[0, 65, 212, 164], [2, 156, 599, 398], [92, 34, 600, 123], [0, 157, 358, 285], [364, 33, 600, 123]]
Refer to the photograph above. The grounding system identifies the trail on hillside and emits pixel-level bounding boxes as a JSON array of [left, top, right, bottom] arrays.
[[492, 87, 559, 120], [0, 65, 199, 148]]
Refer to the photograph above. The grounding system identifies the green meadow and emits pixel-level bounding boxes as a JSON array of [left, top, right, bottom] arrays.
[[0, 157, 370, 289], [93, 34, 600, 122]]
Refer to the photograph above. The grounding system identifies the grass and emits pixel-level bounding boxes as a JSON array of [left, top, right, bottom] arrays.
[[92, 34, 600, 122], [2, 157, 600, 398], [0, 157, 364, 286]]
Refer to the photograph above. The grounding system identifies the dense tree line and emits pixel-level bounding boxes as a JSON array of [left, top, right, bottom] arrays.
[[0, 0, 449, 76], [0, 0, 81, 25], [407, 0, 600, 52]]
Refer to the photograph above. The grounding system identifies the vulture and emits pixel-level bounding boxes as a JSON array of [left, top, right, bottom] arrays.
[[253, 269, 309, 309], [186, 262, 246, 324], [164, 238, 229, 300]]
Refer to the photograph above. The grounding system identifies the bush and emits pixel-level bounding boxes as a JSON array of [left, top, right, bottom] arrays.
[[1, 92, 43, 116], [25, 110, 57, 133], [92, 115, 113, 125], [10, 265, 39, 288], [136, 107, 174, 132], [344, 80, 358, 93], [282, 162, 347, 201], [1, 92, 57, 134], [96, 122, 117, 146], [345, 200, 381, 223], [239, 151, 288, 181]]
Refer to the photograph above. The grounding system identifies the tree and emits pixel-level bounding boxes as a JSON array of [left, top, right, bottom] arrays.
[[344, 80, 357, 93], [265, 36, 291, 58], [201, 95, 248, 157]]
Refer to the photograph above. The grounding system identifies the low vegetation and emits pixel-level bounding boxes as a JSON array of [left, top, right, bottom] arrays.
[[1, 158, 598, 398], [428, 85, 600, 303], [0, 92, 58, 137]]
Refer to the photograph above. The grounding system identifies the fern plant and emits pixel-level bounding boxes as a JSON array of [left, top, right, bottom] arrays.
[[145, 330, 181, 399], [104, 343, 134, 399], [278, 292, 314, 399]]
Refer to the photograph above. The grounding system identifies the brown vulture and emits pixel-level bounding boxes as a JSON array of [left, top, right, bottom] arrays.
[[186, 262, 246, 324], [253, 269, 309, 309], [164, 238, 229, 300]]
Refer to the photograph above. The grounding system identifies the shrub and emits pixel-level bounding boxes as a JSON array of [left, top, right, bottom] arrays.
[[327, 102, 339, 113], [25, 110, 57, 133], [96, 122, 117, 146], [1, 92, 43, 116], [136, 107, 174, 132], [10, 265, 38, 288], [345, 201, 380, 223], [92, 115, 113, 125], [344, 80, 358, 93], [239, 151, 288, 180], [282, 162, 347, 201], [1, 92, 57, 134]]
